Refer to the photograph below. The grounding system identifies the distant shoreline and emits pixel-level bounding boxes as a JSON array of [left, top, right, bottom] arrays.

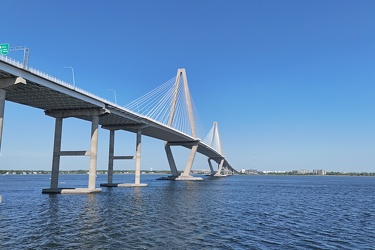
[[1, 170, 374, 176]]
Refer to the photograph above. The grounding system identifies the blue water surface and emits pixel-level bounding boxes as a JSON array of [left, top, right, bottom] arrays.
[[0, 174, 374, 249]]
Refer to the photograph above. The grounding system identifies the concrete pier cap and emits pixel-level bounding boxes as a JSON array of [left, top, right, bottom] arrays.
[[175, 175, 203, 181], [100, 183, 148, 187], [42, 188, 102, 194], [157, 175, 203, 181]]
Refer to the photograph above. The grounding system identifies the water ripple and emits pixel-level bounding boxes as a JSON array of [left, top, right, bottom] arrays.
[[1, 175, 375, 249]]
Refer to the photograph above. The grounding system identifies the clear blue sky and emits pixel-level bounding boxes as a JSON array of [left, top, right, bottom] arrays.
[[1, 0, 374, 172]]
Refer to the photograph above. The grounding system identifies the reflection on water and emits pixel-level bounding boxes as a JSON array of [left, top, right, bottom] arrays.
[[0, 174, 375, 249]]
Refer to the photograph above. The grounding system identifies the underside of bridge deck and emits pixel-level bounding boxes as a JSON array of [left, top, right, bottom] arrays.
[[0, 59, 236, 195]]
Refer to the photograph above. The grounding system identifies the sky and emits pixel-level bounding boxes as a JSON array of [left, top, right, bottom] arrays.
[[1, 0, 374, 172]]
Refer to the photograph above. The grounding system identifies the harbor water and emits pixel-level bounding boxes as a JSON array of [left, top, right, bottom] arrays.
[[0, 174, 374, 249]]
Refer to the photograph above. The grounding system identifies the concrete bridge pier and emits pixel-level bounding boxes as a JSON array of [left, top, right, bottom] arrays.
[[0, 77, 27, 201], [207, 157, 227, 177], [0, 77, 26, 150], [175, 141, 201, 180], [0, 89, 5, 203], [207, 158, 217, 176], [100, 127, 147, 187], [42, 109, 107, 194], [223, 166, 229, 176], [214, 158, 227, 177], [102, 129, 116, 186], [164, 142, 179, 178], [161, 141, 202, 181], [0, 89, 6, 152], [49, 117, 63, 190], [88, 115, 100, 191]]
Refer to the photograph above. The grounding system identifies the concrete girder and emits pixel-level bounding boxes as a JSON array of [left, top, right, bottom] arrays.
[[167, 141, 199, 147], [0, 60, 105, 108], [101, 124, 149, 131], [45, 108, 110, 118], [0, 76, 26, 90]]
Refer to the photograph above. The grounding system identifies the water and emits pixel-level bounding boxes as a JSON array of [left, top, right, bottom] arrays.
[[0, 174, 374, 249]]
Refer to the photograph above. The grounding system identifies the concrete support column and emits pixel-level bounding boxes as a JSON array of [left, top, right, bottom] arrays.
[[165, 142, 179, 176], [88, 115, 99, 190], [207, 158, 215, 175], [224, 166, 228, 175], [107, 130, 115, 184], [181, 143, 198, 176], [0, 86, 2, 204], [50, 117, 63, 189], [44, 108, 105, 194], [0, 89, 6, 151], [215, 158, 225, 176], [135, 129, 142, 185], [0, 90, 4, 202], [161, 141, 202, 181], [101, 126, 146, 188]]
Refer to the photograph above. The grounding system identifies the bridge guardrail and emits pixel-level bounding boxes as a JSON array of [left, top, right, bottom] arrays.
[[1, 55, 236, 172], [0, 55, 111, 105]]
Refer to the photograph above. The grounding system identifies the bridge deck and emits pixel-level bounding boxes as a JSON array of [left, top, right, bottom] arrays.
[[0, 58, 235, 170]]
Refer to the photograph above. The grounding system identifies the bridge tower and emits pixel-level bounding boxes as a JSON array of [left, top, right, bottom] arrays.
[[205, 122, 229, 176], [164, 68, 201, 180]]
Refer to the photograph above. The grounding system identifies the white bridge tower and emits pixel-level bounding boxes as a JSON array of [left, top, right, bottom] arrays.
[[164, 68, 201, 180]]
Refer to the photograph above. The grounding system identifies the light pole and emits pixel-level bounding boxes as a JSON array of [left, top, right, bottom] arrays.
[[108, 89, 117, 104], [64, 66, 75, 88]]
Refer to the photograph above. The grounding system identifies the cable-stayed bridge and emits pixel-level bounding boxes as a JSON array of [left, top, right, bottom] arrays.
[[0, 55, 237, 194]]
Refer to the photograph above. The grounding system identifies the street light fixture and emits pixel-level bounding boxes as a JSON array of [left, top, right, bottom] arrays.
[[64, 66, 75, 88], [108, 89, 117, 104]]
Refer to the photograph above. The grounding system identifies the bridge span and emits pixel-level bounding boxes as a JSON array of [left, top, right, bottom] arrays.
[[0, 55, 236, 194]]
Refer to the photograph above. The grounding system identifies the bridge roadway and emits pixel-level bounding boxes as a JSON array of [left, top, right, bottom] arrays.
[[0, 56, 236, 194]]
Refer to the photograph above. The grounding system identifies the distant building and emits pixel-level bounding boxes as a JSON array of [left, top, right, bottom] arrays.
[[260, 170, 286, 174], [245, 169, 258, 175], [293, 169, 310, 174], [313, 169, 326, 175], [192, 169, 210, 174]]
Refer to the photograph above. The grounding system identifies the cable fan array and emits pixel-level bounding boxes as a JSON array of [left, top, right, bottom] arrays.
[[203, 122, 223, 154], [124, 75, 197, 137]]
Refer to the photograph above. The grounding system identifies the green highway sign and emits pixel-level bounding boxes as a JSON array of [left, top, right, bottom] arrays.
[[0, 43, 9, 55]]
